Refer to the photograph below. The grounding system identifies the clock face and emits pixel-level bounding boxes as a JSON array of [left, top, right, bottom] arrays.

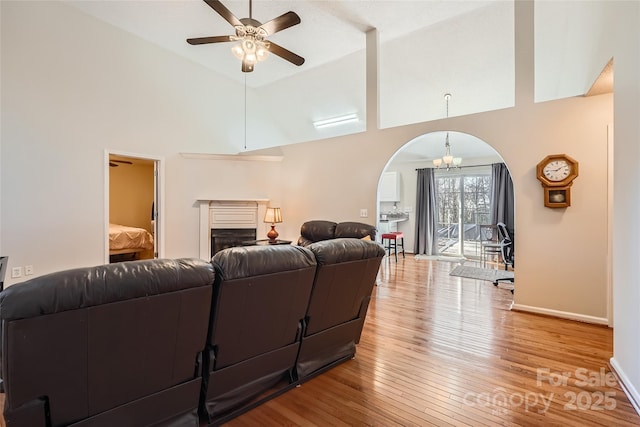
[[542, 160, 571, 182]]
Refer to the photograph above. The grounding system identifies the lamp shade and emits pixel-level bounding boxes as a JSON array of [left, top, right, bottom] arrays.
[[264, 207, 283, 224]]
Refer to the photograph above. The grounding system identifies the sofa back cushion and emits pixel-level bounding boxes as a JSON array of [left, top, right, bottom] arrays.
[[0, 258, 214, 427], [0, 258, 213, 321], [334, 222, 377, 241], [210, 245, 317, 369], [304, 239, 384, 336]]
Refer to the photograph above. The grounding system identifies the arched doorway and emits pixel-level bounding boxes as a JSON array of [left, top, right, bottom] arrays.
[[377, 131, 514, 263]]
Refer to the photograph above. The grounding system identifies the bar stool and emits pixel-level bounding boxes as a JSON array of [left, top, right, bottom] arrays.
[[381, 232, 405, 261]]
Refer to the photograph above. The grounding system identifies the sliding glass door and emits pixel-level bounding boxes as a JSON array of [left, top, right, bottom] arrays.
[[436, 169, 491, 257]]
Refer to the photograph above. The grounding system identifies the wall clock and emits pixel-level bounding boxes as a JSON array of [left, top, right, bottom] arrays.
[[536, 154, 579, 208]]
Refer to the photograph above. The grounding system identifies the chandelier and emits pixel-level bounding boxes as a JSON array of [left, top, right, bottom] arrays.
[[433, 93, 462, 169]]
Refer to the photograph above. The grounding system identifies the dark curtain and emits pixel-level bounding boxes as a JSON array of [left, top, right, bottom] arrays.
[[415, 168, 439, 255], [490, 163, 515, 235]]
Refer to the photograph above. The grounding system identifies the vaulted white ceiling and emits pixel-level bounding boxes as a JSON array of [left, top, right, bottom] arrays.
[[64, 0, 613, 161], [66, 0, 495, 87]]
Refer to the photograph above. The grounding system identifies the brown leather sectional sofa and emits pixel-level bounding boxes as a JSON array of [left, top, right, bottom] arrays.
[[0, 238, 384, 426]]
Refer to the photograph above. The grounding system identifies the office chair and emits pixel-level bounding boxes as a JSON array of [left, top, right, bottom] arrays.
[[493, 223, 514, 292]]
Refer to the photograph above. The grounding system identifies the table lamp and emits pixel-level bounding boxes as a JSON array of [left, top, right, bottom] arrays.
[[264, 207, 283, 243]]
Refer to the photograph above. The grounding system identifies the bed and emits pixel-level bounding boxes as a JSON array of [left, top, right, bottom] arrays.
[[109, 223, 154, 260]]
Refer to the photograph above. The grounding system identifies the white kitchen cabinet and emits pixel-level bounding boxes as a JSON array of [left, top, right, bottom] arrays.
[[379, 171, 400, 202]]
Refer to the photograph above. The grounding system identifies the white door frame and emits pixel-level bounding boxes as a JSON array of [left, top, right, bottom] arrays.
[[104, 149, 165, 264], [607, 124, 614, 327]]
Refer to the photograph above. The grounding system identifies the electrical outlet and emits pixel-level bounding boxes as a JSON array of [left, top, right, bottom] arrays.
[[25, 265, 34, 276], [11, 266, 23, 279], [360, 209, 368, 218]]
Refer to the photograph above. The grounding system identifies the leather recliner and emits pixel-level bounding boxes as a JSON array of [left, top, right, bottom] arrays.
[[296, 238, 385, 380], [0, 258, 214, 427], [297, 220, 377, 246], [201, 245, 317, 424]]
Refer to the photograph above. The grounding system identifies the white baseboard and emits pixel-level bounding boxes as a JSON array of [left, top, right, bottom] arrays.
[[610, 357, 640, 415], [511, 303, 609, 325]]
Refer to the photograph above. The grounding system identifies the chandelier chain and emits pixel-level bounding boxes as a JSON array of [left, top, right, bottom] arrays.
[[433, 93, 460, 170]]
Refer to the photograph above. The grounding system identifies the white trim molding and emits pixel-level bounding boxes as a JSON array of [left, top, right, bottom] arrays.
[[610, 357, 640, 415], [104, 149, 165, 263], [511, 303, 609, 325]]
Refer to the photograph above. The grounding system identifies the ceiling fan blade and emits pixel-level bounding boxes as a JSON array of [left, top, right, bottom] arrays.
[[259, 11, 301, 35], [241, 61, 254, 73], [204, 0, 243, 28], [109, 162, 118, 167], [266, 42, 305, 66], [112, 160, 133, 165], [187, 35, 233, 45]]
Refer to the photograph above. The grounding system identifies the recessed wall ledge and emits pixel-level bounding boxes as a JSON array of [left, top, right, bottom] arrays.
[[196, 198, 269, 202], [180, 153, 283, 162]]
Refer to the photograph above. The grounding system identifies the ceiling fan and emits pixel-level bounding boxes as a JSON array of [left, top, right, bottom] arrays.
[[187, 0, 305, 72], [109, 160, 133, 168]]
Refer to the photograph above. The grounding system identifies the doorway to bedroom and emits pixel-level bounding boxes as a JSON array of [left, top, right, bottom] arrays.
[[106, 152, 162, 264]]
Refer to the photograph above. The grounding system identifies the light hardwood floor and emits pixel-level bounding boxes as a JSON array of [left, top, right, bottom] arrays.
[[227, 256, 640, 426]]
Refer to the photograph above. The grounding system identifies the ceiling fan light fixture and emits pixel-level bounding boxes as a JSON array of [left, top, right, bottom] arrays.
[[256, 45, 269, 61], [231, 43, 244, 59], [243, 39, 255, 52], [231, 35, 269, 65], [244, 52, 257, 65]]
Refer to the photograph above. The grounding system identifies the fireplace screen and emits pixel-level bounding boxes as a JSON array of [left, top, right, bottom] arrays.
[[211, 228, 257, 256]]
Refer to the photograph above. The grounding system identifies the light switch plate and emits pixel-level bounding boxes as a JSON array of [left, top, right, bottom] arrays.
[[11, 267, 22, 278], [360, 209, 368, 218]]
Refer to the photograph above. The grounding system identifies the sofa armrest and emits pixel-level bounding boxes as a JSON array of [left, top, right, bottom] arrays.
[[299, 220, 338, 243]]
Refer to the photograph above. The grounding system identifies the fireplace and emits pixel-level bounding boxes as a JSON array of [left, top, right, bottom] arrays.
[[198, 199, 269, 261], [211, 228, 257, 256]]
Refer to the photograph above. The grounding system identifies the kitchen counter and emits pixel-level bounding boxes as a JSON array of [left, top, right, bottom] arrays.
[[379, 213, 409, 223]]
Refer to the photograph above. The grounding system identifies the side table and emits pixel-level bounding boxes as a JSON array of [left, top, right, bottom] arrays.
[[242, 239, 292, 246]]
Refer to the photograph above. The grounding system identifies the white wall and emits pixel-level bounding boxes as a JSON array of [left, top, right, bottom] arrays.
[[280, 92, 612, 320], [166, 155, 282, 257], [0, 1, 287, 284], [608, 0, 640, 414], [535, 1, 619, 102], [380, 1, 515, 128]]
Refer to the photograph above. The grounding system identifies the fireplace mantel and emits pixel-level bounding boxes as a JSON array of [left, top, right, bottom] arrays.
[[198, 199, 269, 260]]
